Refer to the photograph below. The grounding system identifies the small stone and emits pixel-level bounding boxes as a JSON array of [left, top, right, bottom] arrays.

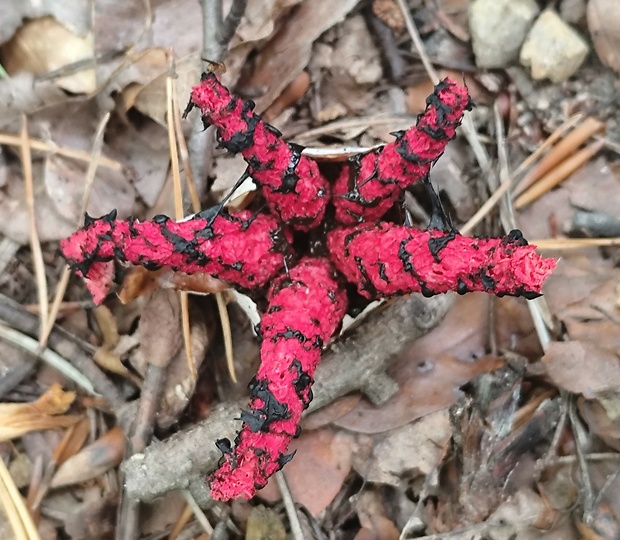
[[469, 0, 540, 69], [560, 0, 586, 24], [520, 10, 589, 83]]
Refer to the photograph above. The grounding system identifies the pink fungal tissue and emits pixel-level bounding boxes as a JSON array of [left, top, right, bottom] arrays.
[[59, 71, 556, 500]]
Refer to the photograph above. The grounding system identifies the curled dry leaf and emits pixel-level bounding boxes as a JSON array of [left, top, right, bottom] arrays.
[[51, 426, 125, 488], [156, 304, 212, 429], [117, 266, 229, 304], [587, 0, 620, 73], [0, 16, 96, 94], [138, 290, 183, 370], [0, 384, 78, 442]]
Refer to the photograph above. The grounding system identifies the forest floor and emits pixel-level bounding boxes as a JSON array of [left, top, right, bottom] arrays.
[[0, 0, 620, 539]]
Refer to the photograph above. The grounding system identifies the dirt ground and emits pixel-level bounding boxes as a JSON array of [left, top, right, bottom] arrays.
[[0, 0, 620, 539]]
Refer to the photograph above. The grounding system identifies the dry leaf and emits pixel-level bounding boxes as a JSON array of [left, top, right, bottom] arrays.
[[355, 489, 400, 540], [52, 416, 91, 468], [93, 305, 120, 349], [155, 304, 212, 428], [117, 266, 229, 304], [246, 506, 286, 540], [0, 384, 78, 442], [588, 0, 620, 73], [333, 294, 515, 434], [243, 0, 360, 113], [104, 112, 170, 207], [133, 53, 201, 127], [137, 290, 183, 370], [0, 162, 77, 244], [259, 429, 353, 516], [542, 341, 620, 399], [51, 427, 125, 488], [362, 410, 452, 486], [1, 16, 96, 94]]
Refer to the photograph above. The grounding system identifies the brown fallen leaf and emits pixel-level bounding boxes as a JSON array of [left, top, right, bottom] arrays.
[[0, 384, 79, 442], [242, 0, 361, 113], [155, 307, 212, 428], [332, 294, 518, 434], [0, 16, 96, 94], [117, 266, 229, 305], [50, 426, 125, 488], [578, 397, 620, 451], [263, 71, 310, 122], [355, 489, 400, 540], [541, 341, 620, 399], [588, 0, 620, 74], [361, 410, 452, 486], [302, 394, 362, 430], [258, 428, 353, 516], [137, 290, 184, 371], [133, 53, 201, 127], [53, 416, 91, 467]]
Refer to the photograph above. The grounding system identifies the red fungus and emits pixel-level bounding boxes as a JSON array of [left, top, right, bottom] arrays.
[[209, 257, 347, 500], [59, 72, 557, 501], [59, 209, 288, 304], [332, 79, 471, 224], [327, 223, 556, 299], [189, 72, 330, 230]]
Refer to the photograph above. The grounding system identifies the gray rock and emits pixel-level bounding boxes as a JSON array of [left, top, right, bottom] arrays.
[[469, 0, 540, 69], [560, 0, 587, 24], [520, 10, 589, 83]]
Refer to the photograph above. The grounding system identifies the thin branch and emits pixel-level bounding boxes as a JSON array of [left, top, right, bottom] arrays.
[[276, 471, 305, 540], [218, 0, 247, 47], [20, 115, 48, 336], [0, 322, 96, 395], [0, 294, 124, 407], [0, 132, 123, 171]]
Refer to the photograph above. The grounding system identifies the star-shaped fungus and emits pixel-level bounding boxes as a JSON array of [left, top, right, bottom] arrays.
[[59, 72, 556, 501]]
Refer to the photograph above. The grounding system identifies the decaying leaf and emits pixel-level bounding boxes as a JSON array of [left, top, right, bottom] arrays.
[[333, 294, 514, 434], [258, 428, 353, 516], [0, 384, 79, 442], [246, 506, 286, 540], [542, 341, 620, 399], [51, 426, 125, 488], [242, 0, 361, 113], [362, 409, 452, 486], [588, 0, 620, 73], [117, 266, 229, 304], [137, 290, 184, 370], [1, 16, 96, 94]]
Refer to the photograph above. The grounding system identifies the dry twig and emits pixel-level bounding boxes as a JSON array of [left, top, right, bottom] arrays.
[[121, 294, 452, 502]]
